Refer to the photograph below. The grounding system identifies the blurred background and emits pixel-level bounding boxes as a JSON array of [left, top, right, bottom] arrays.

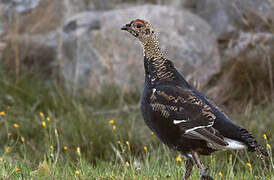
[[1, 0, 274, 106], [0, 0, 273, 179]]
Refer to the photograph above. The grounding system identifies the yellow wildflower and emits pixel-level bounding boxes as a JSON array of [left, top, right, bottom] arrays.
[[21, 137, 25, 143], [267, 144, 271, 149], [246, 163, 252, 168], [40, 112, 44, 118], [46, 117, 50, 122], [219, 172, 223, 177], [125, 141, 130, 146], [41, 121, 46, 127], [263, 134, 267, 140], [64, 146, 68, 151], [109, 120, 114, 125], [151, 132, 155, 136], [0, 111, 5, 116], [50, 145, 54, 150], [125, 161, 130, 167], [112, 125, 116, 131], [77, 147, 81, 155], [176, 156, 182, 162], [144, 146, 148, 151], [117, 140, 121, 145], [15, 168, 20, 172], [6, 146, 10, 153], [13, 123, 19, 129], [165, 162, 168, 166], [75, 170, 80, 175]]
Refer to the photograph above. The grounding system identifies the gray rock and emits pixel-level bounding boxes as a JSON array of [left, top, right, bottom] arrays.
[[62, 5, 220, 93], [0, 4, 221, 94], [0, 0, 40, 15], [191, 0, 274, 37], [224, 32, 274, 60]]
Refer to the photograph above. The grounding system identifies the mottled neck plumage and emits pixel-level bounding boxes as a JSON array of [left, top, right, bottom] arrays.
[[141, 35, 175, 82], [141, 35, 163, 59]]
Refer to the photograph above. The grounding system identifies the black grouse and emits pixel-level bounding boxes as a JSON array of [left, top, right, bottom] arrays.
[[121, 19, 267, 180]]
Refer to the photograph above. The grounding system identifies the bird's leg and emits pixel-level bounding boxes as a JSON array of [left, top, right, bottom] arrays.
[[183, 158, 194, 180], [191, 151, 214, 180]]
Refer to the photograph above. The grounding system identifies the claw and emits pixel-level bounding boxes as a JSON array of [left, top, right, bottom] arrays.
[[192, 151, 214, 180]]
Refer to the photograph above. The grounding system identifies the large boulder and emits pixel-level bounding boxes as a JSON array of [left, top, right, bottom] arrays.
[[1, 5, 221, 94], [62, 5, 220, 93], [191, 0, 274, 38]]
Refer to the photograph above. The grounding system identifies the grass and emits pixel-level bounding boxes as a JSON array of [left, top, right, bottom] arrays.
[[0, 72, 274, 179]]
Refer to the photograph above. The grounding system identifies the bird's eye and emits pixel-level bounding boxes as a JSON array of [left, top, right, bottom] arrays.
[[133, 20, 144, 28], [136, 23, 143, 28]]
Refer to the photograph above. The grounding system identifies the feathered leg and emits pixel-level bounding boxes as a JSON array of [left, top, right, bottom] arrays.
[[191, 151, 214, 180], [183, 158, 194, 180]]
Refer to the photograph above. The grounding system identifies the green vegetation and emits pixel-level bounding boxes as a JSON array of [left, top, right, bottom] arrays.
[[0, 73, 273, 179]]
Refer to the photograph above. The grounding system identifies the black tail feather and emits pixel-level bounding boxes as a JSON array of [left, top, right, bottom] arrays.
[[239, 128, 268, 156]]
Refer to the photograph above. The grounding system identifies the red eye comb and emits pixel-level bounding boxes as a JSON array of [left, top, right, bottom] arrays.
[[133, 20, 144, 26]]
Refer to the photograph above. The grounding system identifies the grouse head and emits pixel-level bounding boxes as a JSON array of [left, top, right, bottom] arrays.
[[121, 19, 155, 41], [121, 19, 163, 59]]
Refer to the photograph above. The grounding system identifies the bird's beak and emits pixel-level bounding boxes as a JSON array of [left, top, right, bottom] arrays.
[[121, 23, 130, 31]]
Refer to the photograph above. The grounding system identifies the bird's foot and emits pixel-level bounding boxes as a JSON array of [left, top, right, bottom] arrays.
[[199, 168, 214, 180]]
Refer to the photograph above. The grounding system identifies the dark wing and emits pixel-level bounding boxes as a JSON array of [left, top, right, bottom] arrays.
[[150, 84, 228, 147]]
